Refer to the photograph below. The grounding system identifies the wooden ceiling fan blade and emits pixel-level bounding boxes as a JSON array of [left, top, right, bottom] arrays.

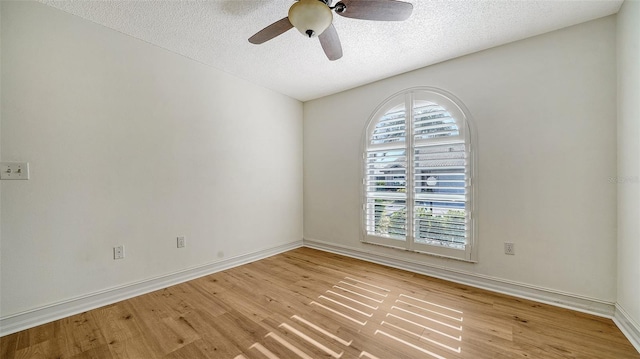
[[319, 24, 343, 61], [248, 17, 293, 44], [336, 0, 413, 21]]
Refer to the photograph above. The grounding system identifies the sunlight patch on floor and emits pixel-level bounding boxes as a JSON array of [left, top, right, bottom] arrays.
[[236, 276, 463, 359]]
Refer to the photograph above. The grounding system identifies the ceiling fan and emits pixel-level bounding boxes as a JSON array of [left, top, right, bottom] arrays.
[[248, 0, 413, 61]]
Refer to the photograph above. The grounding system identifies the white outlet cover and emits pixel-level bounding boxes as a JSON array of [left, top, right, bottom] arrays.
[[504, 242, 515, 255], [114, 245, 125, 260]]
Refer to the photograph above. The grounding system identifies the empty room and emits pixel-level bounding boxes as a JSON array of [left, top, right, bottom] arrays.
[[1, 0, 639, 358]]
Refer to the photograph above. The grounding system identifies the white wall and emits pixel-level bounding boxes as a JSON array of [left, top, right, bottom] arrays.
[[617, 0, 640, 329], [0, 1, 303, 317], [304, 16, 617, 302]]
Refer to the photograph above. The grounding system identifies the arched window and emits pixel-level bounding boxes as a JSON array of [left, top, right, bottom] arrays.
[[362, 88, 477, 261]]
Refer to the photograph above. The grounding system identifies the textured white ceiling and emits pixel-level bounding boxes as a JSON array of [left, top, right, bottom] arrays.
[[39, 0, 622, 101]]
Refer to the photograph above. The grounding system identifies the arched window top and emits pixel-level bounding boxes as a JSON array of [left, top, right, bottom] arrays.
[[412, 101, 460, 141], [362, 87, 477, 262], [367, 88, 470, 146], [370, 103, 406, 145]]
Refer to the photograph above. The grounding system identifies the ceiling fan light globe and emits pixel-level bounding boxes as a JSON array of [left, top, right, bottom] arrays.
[[288, 0, 333, 38]]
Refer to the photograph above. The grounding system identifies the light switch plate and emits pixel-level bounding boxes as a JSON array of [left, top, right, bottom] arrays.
[[1, 162, 30, 180]]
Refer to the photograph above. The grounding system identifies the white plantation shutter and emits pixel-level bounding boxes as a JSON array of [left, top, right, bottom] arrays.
[[365, 150, 407, 240], [363, 89, 476, 261], [365, 106, 408, 241], [370, 108, 406, 145]]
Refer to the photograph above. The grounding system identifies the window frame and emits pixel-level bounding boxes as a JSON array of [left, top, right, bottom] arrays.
[[361, 87, 478, 262]]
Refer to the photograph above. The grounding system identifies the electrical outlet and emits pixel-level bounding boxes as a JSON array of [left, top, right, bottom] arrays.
[[177, 236, 186, 248], [114, 245, 125, 260], [504, 242, 515, 255]]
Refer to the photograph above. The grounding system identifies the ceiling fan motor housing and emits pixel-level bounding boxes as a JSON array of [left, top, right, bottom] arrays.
[[288, 0, 333, 38]]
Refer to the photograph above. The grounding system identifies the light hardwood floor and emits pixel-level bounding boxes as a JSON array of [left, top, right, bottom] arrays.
[[1, 247, 638, 358]]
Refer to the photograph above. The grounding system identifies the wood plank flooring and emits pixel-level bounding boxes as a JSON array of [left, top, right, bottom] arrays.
[[1, 247, 638, 358]]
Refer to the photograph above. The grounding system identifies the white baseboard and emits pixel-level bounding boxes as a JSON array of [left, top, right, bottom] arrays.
[[4, 238, 635, 353], [303, 238, 616, 318], [614, 304, 640, 353], [0, 240, 303, 337]]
